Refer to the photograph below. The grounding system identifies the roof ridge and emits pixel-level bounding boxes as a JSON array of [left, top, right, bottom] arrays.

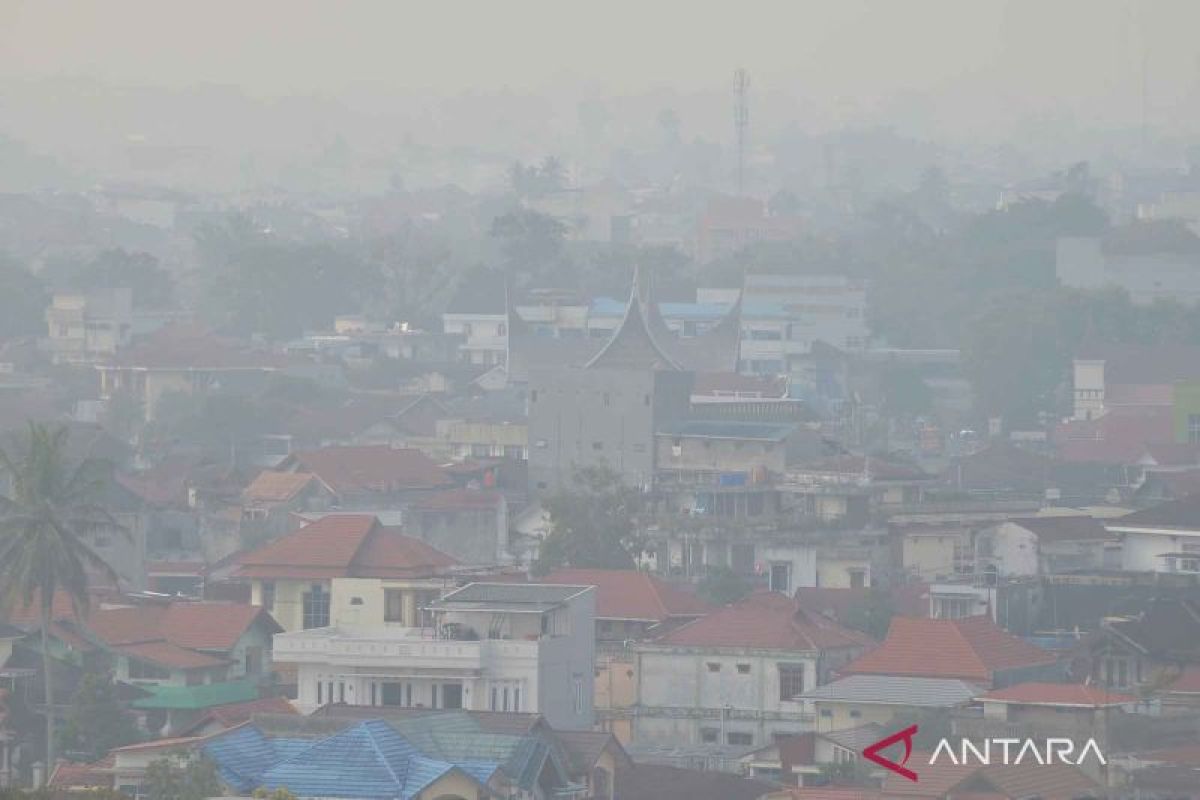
[[951, 616, 996, 680], [361, 720, 407, 790]]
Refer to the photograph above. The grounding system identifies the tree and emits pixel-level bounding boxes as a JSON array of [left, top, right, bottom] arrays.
[[878, 365, 933, 419], [143, 756, 220, 800], [42, 249, 174, 309], [58, 670, 141, 760], [534, 465, 645, 574], [0, 253, 48, 338], [0, 422, 125, 770], [489, 210, 568, 284], [696, 565, 751, 606], [841, 587, 894, 640]]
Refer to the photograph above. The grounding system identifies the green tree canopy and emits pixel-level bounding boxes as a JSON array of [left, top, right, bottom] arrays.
[[59, 670, 142, 760], [534, 465, 646, 574]]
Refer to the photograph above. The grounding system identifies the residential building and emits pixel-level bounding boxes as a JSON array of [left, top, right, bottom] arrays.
[[630, 592, 870, 751], [1057, 234, 1200, 305], [1109, 493, 1200, 573], [735, 274, 870, 372], [236, 514, 459, 632], [274, 444, 453, 507], [977, 515, 1121, 576], [798, 674, 979, 732], [442, 277, 508, 367], [274, 582, 596, 730], [841, 615, 1059, 689], [738, 725, 883, 786], [43, 288, 133, 365], [96, 324, 284, 420], [240, 470, 334, 538], [974, 681, 1134, 738], [404, 489, 510, 565], [1084, 596, 1200, 693], [1068, 344, 1200, 422]]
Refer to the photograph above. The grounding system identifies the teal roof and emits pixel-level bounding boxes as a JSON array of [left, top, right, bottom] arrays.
[[131, 678, 258, 710]]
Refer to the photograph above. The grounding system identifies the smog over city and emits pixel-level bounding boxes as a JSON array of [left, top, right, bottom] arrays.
[[1, 2, 1199, 799]]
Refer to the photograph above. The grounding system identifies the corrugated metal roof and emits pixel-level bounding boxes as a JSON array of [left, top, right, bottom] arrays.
[[434, 582, 589, 611], [657, 419, 797, 441], [799, 675, 981, 706]]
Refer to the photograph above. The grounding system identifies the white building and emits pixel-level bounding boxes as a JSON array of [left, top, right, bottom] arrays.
[[1108, 496, 1200, 574], [630, 592, 869, 752], [275, 582, 596, 730], [43, 288, 133, 365]]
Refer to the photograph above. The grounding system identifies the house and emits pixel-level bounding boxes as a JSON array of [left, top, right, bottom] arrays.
[[235, 514, 459, 632], [275, 444, 453, 507], [178, 695, 297, 737], [630, 592, 870, 752], [737, 273, 870, 367], [977, 515, 1121, 576], [1068, 344, 1200, 421], [974, 682, 1134, 742], [621, 762, 774, 800], [43, 288, 133, 365], [95, 324, 284, 420], [780, 454, 933, 526], [1108, 493, 1200, 573], [841, 615, 1059, 688], [1083, 596, 1200, 693], [442, 275, 509, 367], [240, 470, 334, 539], [798, 674, 979, 732], [404, 489, 510, 565], [876, 752, 1099, 800], [274, 582, 596, 730]]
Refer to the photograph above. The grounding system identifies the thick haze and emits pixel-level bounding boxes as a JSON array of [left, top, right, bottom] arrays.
[[4, 0, 1199, 130]]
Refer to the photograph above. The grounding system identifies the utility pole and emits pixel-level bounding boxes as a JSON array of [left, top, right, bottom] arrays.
[[733, 68, 750, 196]]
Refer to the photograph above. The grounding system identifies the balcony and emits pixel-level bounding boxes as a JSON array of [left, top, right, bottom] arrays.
[[273, 626, 540, 673]]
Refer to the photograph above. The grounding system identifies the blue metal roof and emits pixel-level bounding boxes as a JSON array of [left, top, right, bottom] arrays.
[[204, 720, 500, 800]]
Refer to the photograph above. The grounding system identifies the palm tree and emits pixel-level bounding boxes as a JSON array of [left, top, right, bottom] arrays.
[[0, 422, 124, 773]]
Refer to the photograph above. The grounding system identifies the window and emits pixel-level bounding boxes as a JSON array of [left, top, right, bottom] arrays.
[[820, 709, 833, 718], [370, 682, 377, 706], [442, 683, 463, 710], [338, 682, 346, 703], [849, 569, 866, 589], [513, 687, 520, 712], [592, 441, 604, 451], [727, 732, 753, 746], [531, 390, 539, 403], [849, 709, 862, 719], [261, 581, 275, 612], [573, 676, 584, 714], [128, 659, 170, 681], [385, 589, 404, 623], [302, 584, 330, 629], [603, 392, 610, 406], [700, 728, 719, 743], [736, 663, 751, 675], [349, 597, 364, 606], [1189, 414, 1200, 444], [244, 646, 263, 675], [778, 662, 806, 700], [706, 662, 722, 673], [317, 681, 323, 705], [381, 682, 405, 706]]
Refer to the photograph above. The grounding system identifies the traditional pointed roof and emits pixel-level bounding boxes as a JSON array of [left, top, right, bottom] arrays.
[[669, 288, 743, 372], [585, 266, 683, 371]]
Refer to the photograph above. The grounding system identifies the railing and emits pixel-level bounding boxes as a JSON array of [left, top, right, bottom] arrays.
[[272, 628, 539, 669]]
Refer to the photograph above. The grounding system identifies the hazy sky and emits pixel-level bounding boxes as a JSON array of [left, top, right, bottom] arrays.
[[3, 0, 1200, 139]]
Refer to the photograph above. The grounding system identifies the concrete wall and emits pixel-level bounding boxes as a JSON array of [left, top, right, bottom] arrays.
[[811, 700, 896, 733], [410, 502, 508, 565]]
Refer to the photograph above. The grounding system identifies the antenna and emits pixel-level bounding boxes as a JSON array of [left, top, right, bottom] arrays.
[[733, 68, 750, 196]]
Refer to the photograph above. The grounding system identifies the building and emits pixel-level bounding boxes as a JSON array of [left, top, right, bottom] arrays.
[[404, 489, 510, 565], [1057, 234, 1200, 305], [738, 724, 883, 786], [735, 274, 870, 372], [841, 615, 1059, 689], [96, 324, 284, 420], [442, 277, 509, 367], [977, 515, 1121, 576], [1068, 344, 1200, 422], [974, 681, 1134, 739], [275, 582, 596, 730], [236, 514, 459, 633], [274, 445, 453, 507], [630, 592, 870, 752], [1109, 493, 1200, 573], [43, 288, 133, 365], [1084, 596, 1200, 693], [798, 674, 979, 732]]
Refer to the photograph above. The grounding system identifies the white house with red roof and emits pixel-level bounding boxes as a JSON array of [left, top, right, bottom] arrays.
[[629, 592, 871, 752]]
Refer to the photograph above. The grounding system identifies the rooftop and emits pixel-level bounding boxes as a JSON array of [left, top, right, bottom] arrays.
[[799, 675, 981, 707], [536, 568, 709, 623], [657, 419, 797, 442], [977, 681, 1135, 707], [1108, 493, 1200, 531], [842, 615, 1057, 683], [654, 592, 871, 652], [279, 445, 453, 494], [432, 582, 591, 614]]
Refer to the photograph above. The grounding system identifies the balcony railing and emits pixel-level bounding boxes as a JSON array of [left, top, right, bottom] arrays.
[[273, 626, 539, 670]]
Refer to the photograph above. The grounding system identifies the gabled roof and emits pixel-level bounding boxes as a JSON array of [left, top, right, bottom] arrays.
[[882, 754, 1099, 799], [116, 640, 228, 670], [537, 568, 710, 623], [243, 471, 319, 504], [655, 592, 871, 652], [977, 681, 1134, 707], [1005, 515, 1115, 542], [78, 601, 278, 663], [657, 419, 797, 442], [235, 514, 457, 580], [181, 696, 298, 735], [279, 445, 452, 494], [1102, 597, 1200, 660], [841, 615, 1056, 683], [622, 763, 774, 800], [1108, 492, 1200, 531]]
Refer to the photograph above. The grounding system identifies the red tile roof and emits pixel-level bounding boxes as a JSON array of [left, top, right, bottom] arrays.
[[107, 323, 284, 371], [161, 603, 280, 651], [842, 616, 1056, 683], [49, 754, 115, 789], [181, 695, 297, 735], [235, 514, 457, 580], [978, 681, 1134, 707], [1166, 664, 1200, 694], [282, 445, 452, 494], [411, 489, 504, 511], [1053, 406, 1174, 464], [117, 640, 228, 670], [243, 471, 319, 504], [538, 568, 710, 623], [794, 585, 929, 622], [657, 592, 871, 651], [882, 753, 1098, 799]]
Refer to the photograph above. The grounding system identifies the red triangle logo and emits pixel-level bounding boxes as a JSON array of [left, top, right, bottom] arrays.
[[862, 724, 919, 782]]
